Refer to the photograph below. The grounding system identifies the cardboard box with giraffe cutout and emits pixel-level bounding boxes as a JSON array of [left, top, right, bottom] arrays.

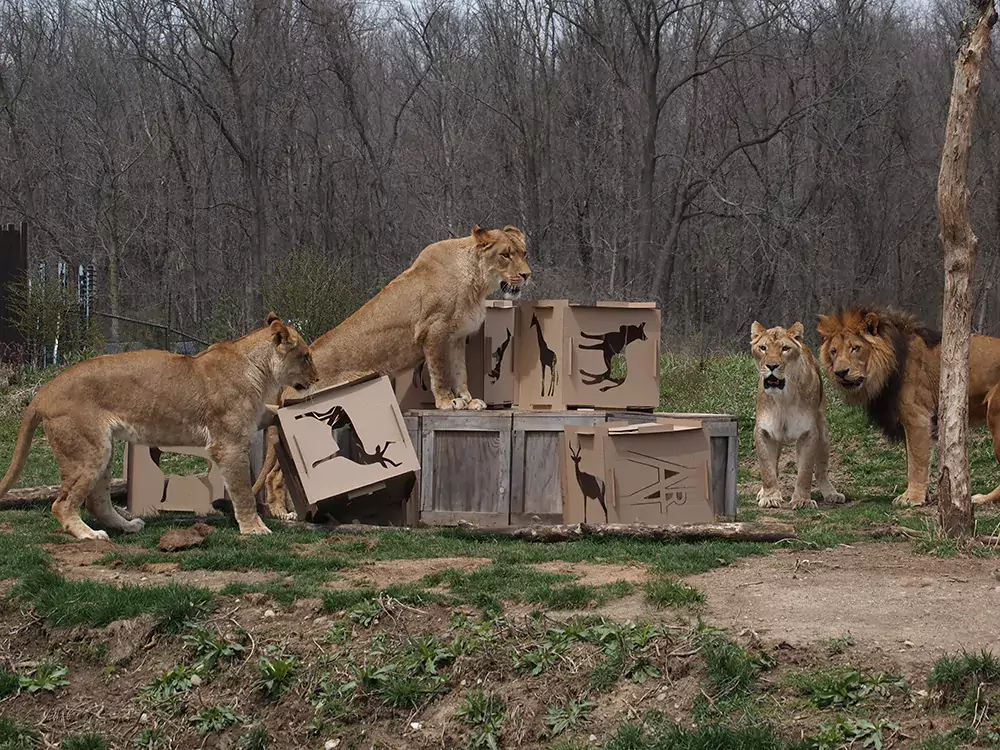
[[561, 418, 714, 525], [396, 300, 516, 410], [515, 300, 661, 410]]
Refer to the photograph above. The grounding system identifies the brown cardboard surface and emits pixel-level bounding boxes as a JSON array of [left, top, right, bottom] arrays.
[[277, 375, 419, 508], [561, 418, 714, 525], [397, 301, 516, 409], [516, 300, 661, 410], [125, 444, 226, 516]]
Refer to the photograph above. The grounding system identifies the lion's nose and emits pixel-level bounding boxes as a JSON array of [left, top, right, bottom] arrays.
[[766, 363, 779, 372], [835, 369, 849, 379], [520, 271, 530, 281]]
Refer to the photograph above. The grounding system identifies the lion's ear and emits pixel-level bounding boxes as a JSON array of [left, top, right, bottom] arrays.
[[265, 311, 280, 326], [788, 322, 805, 341], [472, 225, 492, 248], [269, 317, 291, 346], [750, 321, 765, 341], [863, 312, 880, 336], [502, 225, 524, 238], [816, 314, 836, 339]]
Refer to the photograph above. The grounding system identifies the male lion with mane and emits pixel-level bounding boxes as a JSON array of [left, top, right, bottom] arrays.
[[751, 321, 845, 508], [0, 314, 318, 540], [254, 225, 531, 519], [817, 305, 1000, 506]]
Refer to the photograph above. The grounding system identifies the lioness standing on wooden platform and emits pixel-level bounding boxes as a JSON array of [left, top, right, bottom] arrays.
[[0, 314, 318, 540], [254, 225, 531, 519], [751, 321, 845, 509]]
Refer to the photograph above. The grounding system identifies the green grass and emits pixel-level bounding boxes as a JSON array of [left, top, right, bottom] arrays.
[[60, 735, 109, 750], [0, 716, 39, 749], [928, 649, 1000, 715], [644, 578, 705, 608]]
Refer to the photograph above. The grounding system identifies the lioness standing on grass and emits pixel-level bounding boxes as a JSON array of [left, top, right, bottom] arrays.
[[751, 321, 845, 509], [0, 314, 318, 540], [253, 224, 532, 519]]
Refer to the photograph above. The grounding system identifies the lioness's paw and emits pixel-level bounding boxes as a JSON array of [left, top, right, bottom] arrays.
[[893, 490, 926, 507], [756, 487, 784, 508], [275, 511, 297, 520], [450, 397, 470, 410], [790, 492, 818, 509], [467, 399, 487, 411], [972, 493, 994, 505], [240, 519, 272, 535], [124, 518, 146, 533], [822, 489, 846, 504]]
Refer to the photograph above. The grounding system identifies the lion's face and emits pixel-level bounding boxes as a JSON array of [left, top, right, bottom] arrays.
[[266, 313, 319, 392], [817, 311, 880, 392], [750, 321, 805, 394], [474, 225, 531, 300]]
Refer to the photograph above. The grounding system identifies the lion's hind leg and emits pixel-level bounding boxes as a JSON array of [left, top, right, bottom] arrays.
[[791, 432, 819, 509], [46, 416, 115, 540], [814, 411, 846, 504], [87, 464, 145, 533], [973, 384, 1000, 505]]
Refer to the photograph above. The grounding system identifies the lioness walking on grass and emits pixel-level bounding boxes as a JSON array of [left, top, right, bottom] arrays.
[[0, 313, 318, 540]]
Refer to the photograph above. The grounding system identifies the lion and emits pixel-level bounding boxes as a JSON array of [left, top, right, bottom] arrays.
[[254, 225, 531, 519], [0, 313, 318, 540], [817, 305, 1000, 506], [751, 321, 845, 509]]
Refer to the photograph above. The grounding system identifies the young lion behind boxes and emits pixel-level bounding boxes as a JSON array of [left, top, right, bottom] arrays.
[[0, 314, 318, 540]]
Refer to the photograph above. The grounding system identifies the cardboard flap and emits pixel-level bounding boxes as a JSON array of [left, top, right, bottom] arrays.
[[284, 372, 380, 405], [607, 420, 703, 435]]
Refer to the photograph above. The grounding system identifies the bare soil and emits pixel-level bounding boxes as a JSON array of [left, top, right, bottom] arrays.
[[687, 541, 1000, 671]]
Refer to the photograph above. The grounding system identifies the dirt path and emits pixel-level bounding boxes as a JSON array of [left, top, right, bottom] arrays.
[[687, 542, 1000, 670]]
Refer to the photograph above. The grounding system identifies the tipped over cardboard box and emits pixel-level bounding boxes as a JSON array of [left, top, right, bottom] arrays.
[[396, 300, 516, 409], [125, 444, 227, 516], [274, 374, 420, 522], [561, 419, 714, 525], [515, 300, 661, 410]]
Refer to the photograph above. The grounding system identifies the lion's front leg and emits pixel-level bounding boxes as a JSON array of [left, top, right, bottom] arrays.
[[212, 441, 271, 534], [896, 416, 932, 506], [754, 425, 784, 508], [449, 336, 486, 411], [791, 432, 819, 509], [425, 334, 466, 411]]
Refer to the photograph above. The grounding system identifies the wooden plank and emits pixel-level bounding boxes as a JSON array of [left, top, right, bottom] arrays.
[[432, 431, 506, 514], [725, 428, 739, 518], [404, 415, 421, 524], [709, 436, 728, 518]]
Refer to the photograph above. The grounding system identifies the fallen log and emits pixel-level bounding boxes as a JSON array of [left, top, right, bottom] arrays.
[[454, 521, 797, 543], [0, 478, 128, 509]]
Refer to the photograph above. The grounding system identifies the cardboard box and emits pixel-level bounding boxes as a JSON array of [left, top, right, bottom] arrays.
[[125, 444, 227, 516], [561, 419, 714, 525], [396, 301, 517, 409], [515, 300, 661, 410], [275, 374, 420, 520]]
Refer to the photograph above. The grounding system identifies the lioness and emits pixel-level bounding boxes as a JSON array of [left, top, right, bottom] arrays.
[[0, 314, 318, 540], [254, 225, 531, 518], [817, 305, 1000, 506], [751, 321, 845, 508]]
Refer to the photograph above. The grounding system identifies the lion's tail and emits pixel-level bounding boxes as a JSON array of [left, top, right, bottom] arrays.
[[0, 402, 42, 502], [986, 383, 1000, 417], [251, 425, 280, 495]]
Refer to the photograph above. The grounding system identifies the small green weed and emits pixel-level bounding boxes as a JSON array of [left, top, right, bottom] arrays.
[[257, 654, 298, 699], [348, 598, 384, 628], [644, 578, 705, 608], [18, 662, 69, 694], [133, 728, 165, 749], [821, 635, 856, 656], [789, 667, 908, 709], [60, 734, 108, 750], [545, 698, 596, 737], [141, 663, 203, 703], [237, 727, 270, 750], [190, 705, 245, 734], [808, 717, 901, 750], [456, 690, 506, 750], [182, 625, 245, 671]]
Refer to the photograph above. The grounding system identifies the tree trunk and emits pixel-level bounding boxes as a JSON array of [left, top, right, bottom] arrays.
[[937, 0, 997, 537]]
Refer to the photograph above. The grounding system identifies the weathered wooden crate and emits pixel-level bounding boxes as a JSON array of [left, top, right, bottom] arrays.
[[404, 414, 421, 525], [417, 411, 513, 527], [510, 411, 604, 525], [604, 411, 739, 518]]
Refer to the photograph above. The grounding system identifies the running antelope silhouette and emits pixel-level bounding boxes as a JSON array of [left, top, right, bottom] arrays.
[[578, 322, 647, 391], [570, 442, 607, 522], [488, 328, 512, 383], [295, 406, 401, 469], [530, 314, 558, 396]]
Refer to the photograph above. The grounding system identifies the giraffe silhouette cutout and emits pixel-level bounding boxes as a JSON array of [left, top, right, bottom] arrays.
[[530, 314, 558, 397], [578, 322, 647, 391], [570, 442, 607, 522], [488, 328, 512, 384], [295, 406, 401, 469]]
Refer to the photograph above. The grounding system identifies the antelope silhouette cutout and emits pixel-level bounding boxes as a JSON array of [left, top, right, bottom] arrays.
[[488, 328, 512, 383], [578, 322, 647, 391], [295, 406, 401, 469], [570, 442, 607, 522], [530, 314, 558, 397]]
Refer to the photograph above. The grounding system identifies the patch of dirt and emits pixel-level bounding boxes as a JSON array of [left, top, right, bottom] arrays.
[[330, 556, 493, 589], [157, 522, 214, 551], [533, 560, 649, 586], [44, 542, 274, 590], [687, 542, 1000, 670]]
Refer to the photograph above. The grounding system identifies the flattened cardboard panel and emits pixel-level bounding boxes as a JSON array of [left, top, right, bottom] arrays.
[[125, 444, 226, 516], [277, 375, 419, 506], [569, 305, 661, 409], [604, 426, 714, 525], [515, 301, 566, 409]]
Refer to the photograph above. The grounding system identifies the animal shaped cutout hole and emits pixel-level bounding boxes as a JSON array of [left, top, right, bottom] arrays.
[[489, 328, 512, 384], [570, 441, 607, 523], [530, 314, 558, 396], [294, 405, 402, 470], [152, 450, 212, 477], [578, 322, 647, 392]]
